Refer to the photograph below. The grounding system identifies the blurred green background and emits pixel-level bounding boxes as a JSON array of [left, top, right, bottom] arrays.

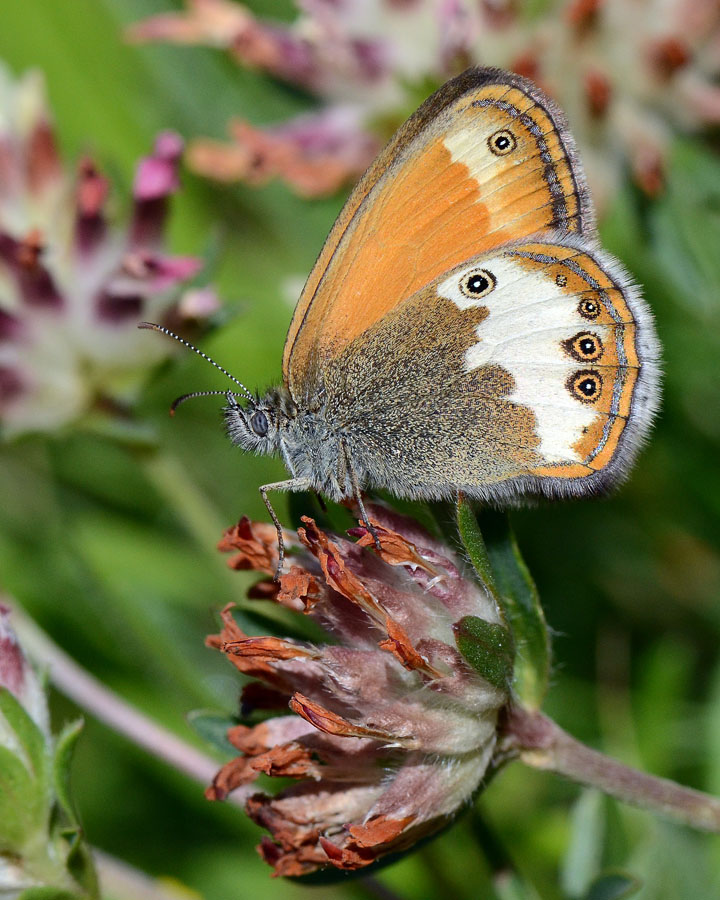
[[1, 1, 720, 898]]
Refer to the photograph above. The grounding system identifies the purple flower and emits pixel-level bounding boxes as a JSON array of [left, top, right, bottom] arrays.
[[129, 0, 720, 203], [0, 66, 218, 437], [186, 106, 380, 197], [206, 504, 510, 875]]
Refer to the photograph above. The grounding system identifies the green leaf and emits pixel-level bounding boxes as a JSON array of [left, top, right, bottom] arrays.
[[561, 790, 606, 898], [187, 710, 238, 756], [583, 872, 641, 900], [0, 744, 46, 851], [455, 494, 500, 602], [0, 687, 48, 781], [59, 827, 100, 900], [454, 616, 514, 691], [51, 723, 98, 898], [478, 509, 550, 709], [52, 719, 84, 825]]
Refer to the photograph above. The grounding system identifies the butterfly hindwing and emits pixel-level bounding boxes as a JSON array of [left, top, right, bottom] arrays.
[[283, 67, 595, 396], [322, 236, 659, 500]]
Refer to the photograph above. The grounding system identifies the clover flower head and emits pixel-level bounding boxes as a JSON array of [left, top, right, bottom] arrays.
[[0, 65, 218, 438], [206, 503, 510, 875]]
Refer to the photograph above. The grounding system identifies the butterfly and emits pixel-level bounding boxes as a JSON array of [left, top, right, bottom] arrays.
[[141, 67, 660, 572]]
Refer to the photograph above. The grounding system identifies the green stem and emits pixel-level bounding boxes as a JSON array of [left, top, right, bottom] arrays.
[[501, 706, 720, 832]]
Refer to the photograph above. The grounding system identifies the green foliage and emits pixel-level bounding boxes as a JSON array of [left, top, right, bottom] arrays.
[[0, 743, 45, 852], [0, 1, 719, 898], [52, 721, 85, 825], [0, 693, 97, 897], [457, 498, 550, 708], [0, 689, 50, 853], [18, 889, 87, 900], [0, 690, 48, 782], [454, 616, 515, 691], [455, 493, 501, 600]]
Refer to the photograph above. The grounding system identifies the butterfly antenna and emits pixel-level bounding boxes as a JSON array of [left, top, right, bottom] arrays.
[[170, 390, 245, 416], [138, 322, 255, 403]]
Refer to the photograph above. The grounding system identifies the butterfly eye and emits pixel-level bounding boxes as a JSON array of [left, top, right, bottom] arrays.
[[250, 410, 269, 436], [488, 129, 516, 156], [568, 370, 602, 404], [563, 331, 603, 362], [459, 268, 496, 299], [578, 298, 601, 320]]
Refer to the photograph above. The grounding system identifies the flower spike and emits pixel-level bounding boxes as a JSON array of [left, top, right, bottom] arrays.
[[208, 505, 510, 875]]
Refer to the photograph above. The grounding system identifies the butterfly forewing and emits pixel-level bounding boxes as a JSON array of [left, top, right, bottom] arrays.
[[283, 68, 595, 396]]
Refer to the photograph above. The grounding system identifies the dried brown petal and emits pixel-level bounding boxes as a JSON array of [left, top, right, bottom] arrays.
[[277, 566, 323, 612], [205, 755, 257, 800], [378, 617, 445, 678], [320, 814, 415, 869], [218, 516, 281, 574], [250, 742, 321, 779], [290, 692, 414, 745], [223, 635, 319, 662], [350, 519, 439, 574]]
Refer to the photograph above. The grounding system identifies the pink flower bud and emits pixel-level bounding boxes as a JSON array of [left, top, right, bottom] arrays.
[[0, 604, 49, 736]]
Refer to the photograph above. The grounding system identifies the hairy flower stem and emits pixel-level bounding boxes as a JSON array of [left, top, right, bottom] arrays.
[[502, 706, 720, 832], [8, 602, 247, 803]]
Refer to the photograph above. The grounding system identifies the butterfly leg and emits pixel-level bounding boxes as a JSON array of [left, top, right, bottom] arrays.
[[342, 442, 381, 552], [259, 478, 311, 581], [358, 494, 381, 551]]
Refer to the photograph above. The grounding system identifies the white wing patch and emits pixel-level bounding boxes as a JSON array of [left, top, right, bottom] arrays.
[[443, 94, 537, 189], [437, 256, 609, 462]]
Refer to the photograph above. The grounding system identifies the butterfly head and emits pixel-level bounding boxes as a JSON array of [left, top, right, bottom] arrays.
[[138, 321, 291, 457], [223, 387, 296, 456]]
